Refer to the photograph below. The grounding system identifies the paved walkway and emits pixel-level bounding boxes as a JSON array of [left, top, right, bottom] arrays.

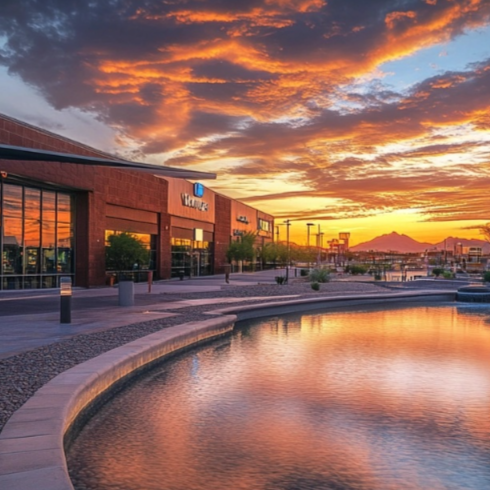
[[0, 270, 292, 359]]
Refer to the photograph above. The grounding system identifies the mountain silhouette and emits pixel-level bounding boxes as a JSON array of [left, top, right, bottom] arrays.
[[350, 232, 490, 253]]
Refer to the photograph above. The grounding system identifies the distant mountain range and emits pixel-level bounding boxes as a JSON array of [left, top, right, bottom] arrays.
[[350, 232, 490, 253]]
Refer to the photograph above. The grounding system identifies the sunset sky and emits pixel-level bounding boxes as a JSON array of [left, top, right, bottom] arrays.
[[1, 0, 490, 246]]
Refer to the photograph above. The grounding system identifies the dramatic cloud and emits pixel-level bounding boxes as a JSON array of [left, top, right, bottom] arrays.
[[1, 0, 490, 237]]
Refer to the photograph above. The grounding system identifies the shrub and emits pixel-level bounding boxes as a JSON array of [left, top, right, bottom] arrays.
[[309, 267, 330, 283], [311, 281, 320, 291], [349, 264, 368, 275], [432, 267, 444, 277], [105, 232, 149, 278], [483, 271, 490, 283], [374, 273, 382, 281], [275, 276, 286, 285], [442, 271, 454, 279], [300, 268, 309, 277]]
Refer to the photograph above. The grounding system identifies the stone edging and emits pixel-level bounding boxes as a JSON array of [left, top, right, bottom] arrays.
[[0, 291, 456, 489]]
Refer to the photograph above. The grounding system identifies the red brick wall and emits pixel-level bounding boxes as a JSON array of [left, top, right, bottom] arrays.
[[214, 194, 232, 274], [0, 114, 170, 286]]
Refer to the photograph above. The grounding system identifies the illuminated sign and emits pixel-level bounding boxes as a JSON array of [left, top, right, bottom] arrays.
[[181, 193, 209, 211], [194, 183, 204, 198], [236, 215, 249, 224]]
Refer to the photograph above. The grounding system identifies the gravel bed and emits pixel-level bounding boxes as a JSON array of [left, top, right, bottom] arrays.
[[0, 281, 395, 432]]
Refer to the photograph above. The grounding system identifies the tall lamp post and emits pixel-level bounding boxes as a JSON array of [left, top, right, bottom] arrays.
[[316, 225, 322, 265], [284, 220, 291, 283], [306, 223, 314, 269]]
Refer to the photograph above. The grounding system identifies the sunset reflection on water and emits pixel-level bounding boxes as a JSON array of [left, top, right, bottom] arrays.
[[68, 303, 490, 490]]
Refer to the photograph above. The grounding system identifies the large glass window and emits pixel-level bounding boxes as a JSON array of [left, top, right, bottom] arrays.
[[0, 183, 74, 289], [171, 237, 213, 277], [105, 230, 156, 282]]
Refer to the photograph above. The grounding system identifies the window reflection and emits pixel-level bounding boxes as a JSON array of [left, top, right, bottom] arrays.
[[42, 191, 56, 222], [1, 183, 75, 289], [3, 185, 22, 218], [57, 194, 72, 223]]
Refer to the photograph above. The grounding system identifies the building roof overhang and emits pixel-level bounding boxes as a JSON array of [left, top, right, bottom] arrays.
[[0, 144, 216, 180]]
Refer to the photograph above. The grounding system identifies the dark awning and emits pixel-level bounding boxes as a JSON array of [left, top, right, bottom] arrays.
[[0, 144, 216, 180]]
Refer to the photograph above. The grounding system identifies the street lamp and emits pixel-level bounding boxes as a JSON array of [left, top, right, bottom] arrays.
[[306, 223, 314, 269], [284, 220, 291, 283], [306, 223, 314, 247]]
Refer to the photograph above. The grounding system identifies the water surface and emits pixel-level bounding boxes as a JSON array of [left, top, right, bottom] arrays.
[[68, 303, 490, 490]]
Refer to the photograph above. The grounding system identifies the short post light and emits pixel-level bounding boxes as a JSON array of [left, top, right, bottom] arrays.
[[60, 276, 72, 324]]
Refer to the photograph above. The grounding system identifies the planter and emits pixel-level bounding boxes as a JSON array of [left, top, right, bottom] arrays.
[[118, 280, 135, 306]]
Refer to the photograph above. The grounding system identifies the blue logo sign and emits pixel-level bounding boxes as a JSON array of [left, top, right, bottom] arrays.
[[194, 183, 204, 198]]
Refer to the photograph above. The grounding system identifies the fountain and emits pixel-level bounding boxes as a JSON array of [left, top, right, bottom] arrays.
[[456, 285, 490, 302]]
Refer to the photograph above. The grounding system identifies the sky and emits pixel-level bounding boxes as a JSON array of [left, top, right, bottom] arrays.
[[1, 0, 490, 246]]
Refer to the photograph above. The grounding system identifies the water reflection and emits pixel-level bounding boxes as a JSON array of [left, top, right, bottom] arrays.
[[68, 303, 490, 490]]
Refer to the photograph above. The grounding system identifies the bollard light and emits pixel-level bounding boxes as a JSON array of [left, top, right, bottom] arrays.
[[60, 276, 72, 324]]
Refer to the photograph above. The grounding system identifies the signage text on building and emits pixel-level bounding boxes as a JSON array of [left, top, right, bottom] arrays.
[[236, 215, 249, 224], [181, 193, 209, 211]]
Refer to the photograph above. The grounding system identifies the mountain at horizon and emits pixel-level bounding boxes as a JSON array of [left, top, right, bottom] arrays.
[[350, 232, 490, 253]]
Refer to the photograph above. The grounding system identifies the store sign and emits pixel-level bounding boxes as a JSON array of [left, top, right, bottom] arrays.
[[181, 193, 209, 211], [236, 215, 249, 224], [194, 183, 204, 198]]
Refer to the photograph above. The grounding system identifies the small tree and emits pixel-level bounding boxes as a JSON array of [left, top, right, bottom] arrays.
[[226, 232, 257, 270], [106, 232, 150, 279]]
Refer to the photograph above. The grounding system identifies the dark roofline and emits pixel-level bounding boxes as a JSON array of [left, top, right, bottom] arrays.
[[0, 144, 216, 180]]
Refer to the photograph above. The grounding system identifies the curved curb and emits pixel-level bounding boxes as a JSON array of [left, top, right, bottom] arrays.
[[0, 315, 236, 490], [206, 289, 457, 319], [0, 290, 456, 489]]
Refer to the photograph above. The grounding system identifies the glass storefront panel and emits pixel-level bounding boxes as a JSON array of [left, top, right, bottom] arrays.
[[3, 185, 22, 218], [3, 217, 22, 274], [25, 188, 41, 221], [25, 219, 40, 247], [105, 230, 156, 282], [1, 183, 75, 289], [57, 194, 71, 223], [171, 237, 213, 277], [42, 191, 56, 222]]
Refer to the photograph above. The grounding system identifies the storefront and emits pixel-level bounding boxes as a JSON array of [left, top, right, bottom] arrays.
[[165, 178, 216, 277], [0, 113, 274, 288], [1, 178, 75, 289]]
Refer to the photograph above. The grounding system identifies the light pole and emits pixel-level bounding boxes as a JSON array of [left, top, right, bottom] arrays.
[[284, 220, 291, 283], [306, 223, 314, 269], [316, 225, 322, 265]]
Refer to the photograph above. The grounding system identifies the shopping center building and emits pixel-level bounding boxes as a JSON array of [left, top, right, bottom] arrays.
[[0, 114, 274, 289]]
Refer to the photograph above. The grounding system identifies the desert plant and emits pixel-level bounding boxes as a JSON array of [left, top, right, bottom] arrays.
[[311, 281, 320, 291], [275, 276, 286, 285], [309, 267, 330, 283], [432, 267, 444, 277], [483, 271, 490, 283]]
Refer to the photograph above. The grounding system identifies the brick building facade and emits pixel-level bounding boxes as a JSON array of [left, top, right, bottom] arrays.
[[0, 114, 274, 289]]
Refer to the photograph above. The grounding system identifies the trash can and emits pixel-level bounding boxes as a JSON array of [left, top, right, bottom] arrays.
[[178, 270, 185, 280]]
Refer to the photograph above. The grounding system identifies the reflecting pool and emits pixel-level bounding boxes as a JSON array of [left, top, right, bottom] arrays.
[[67, 302, 490, 490]]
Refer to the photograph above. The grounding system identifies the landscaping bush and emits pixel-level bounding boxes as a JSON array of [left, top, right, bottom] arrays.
[[348, 264, 368, 275], [483, 271, 490, 283], [275, 276, 286, 285], [374, 273, 382, 281], [309, 267, 330, 283], [442, 271, 454, 279], [311, 281, 320, 291], [432, 267, 444, 277], [300, 268, 309, 277]]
